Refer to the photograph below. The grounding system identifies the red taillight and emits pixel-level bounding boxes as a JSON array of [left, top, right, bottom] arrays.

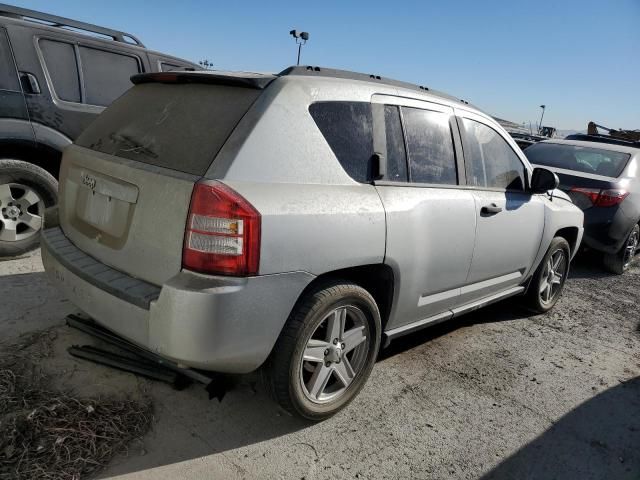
[[597, 189, 629, 207], [182, 181, 260, 276], [570, 187, 628, 207]]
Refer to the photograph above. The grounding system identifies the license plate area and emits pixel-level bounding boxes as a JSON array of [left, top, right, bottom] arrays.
[[76, 188, 131, 237], [66, 167, 139, 241]]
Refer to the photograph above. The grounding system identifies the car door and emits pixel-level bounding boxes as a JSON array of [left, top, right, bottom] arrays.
[[456, 111, 545, 305], [0, 26, 33, 139], [372, 95, 477, 332]]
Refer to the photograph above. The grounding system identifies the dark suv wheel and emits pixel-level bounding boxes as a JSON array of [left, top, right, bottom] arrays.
[[0, 159, 58, 258], [265, 281, 381, 421]]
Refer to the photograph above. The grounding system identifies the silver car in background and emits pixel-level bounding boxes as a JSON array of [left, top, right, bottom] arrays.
[[41, 66, 584, 420]]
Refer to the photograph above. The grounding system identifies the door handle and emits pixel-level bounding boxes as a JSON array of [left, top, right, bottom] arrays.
[[19, 72, 41, 94], [481, 203, 503, 215]]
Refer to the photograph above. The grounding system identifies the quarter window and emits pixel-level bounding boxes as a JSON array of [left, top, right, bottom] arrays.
[[402, 107, 457, 185], [79, 47, 141, 106], [309, 102, 374, 183], [161, 62, 188, 72], [462, 119, 526, 191], [0, 28, 19, 91]]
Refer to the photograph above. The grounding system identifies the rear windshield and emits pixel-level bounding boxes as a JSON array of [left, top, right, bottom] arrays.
[[525, 142, 631, 178], [76, 83, 261, 175]]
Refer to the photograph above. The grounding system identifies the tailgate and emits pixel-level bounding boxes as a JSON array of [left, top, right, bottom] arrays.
[[58, 80, 265, 286], [59, 145, 196, 286]]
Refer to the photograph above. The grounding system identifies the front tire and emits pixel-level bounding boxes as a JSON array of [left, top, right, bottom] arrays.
[[0, 159, 57, 258], [265, 281, 381, 421], [525, 237, 571, 313], [603, 224, 639, 275]]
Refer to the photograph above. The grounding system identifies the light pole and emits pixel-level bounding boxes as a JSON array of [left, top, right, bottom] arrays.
[[199, 59, 213, 70], [538, 105, 546, 134], [290, 30, 309, 65]]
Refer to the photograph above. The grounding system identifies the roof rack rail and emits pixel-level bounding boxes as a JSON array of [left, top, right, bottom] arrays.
[[278, 65, 473, 107], [0, 3, 145, 47]]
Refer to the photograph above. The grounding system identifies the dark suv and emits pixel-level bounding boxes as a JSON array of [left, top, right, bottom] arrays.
[[0, 4, 198, 256]]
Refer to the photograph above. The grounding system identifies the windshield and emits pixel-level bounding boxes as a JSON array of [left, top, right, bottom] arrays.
[[525, 142, 631, 178]]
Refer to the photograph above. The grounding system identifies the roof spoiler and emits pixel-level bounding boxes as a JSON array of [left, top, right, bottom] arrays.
[[130, 72, 275, 90]]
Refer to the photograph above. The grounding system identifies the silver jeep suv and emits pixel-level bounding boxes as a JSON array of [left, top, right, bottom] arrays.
[[41, 66, 584, 420]]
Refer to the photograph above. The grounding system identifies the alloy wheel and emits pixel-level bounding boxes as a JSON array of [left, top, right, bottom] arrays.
[[539, 248, 567, 305], [0, 183, 44, 242], [622, 229, 639, 270], [299, 305, 370, 404]]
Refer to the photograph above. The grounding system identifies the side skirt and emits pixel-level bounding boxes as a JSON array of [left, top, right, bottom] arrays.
[[382, 285, 525, 347]]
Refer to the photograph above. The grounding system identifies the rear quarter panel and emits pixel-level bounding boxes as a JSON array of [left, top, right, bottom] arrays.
[[222, 180, 386, 276], [209, 77, 397, 276]]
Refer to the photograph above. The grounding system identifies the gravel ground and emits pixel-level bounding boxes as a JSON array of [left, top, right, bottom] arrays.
[[0, 250, 638, 479]]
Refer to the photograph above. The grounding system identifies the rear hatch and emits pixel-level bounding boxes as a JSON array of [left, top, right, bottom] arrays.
[[525, 142, 632, 210], [58, 73, 270, 285]]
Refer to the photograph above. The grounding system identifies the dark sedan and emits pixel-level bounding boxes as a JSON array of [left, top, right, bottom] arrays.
[[526, 139, 640, 273]]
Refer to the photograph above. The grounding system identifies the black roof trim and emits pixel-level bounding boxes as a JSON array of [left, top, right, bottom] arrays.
[[0, 3, 144, 46], [130, 72, 275, 90], [565, 133, 640, 149], [278, 65, 473, 107]]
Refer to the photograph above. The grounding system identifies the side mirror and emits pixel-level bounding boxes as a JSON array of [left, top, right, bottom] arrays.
[[530, 167, 559, 194]]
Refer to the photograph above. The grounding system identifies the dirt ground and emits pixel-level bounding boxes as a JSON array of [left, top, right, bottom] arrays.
[[1, 249, 638, 480]]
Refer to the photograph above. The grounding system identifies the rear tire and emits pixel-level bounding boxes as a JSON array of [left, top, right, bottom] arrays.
[[525, 237, 571, 313], [265, 281, 381, 421], [603, 224, 639, 275], [0, 159, 58, 258]]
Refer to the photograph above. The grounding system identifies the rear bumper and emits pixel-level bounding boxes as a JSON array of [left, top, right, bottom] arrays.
[[41, 227, 315, 373], [582, 206, 637, 254]]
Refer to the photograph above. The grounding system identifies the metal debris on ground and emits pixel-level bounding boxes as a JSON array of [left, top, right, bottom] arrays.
[[0, 329, 152, 480]]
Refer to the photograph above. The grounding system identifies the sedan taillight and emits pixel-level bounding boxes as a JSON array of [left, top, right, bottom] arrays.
[[182, 181, 261, 276], [570, 187, 628, 207]]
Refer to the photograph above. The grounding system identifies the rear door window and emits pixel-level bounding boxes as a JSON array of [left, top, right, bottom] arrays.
[[79, 47, 141, 106], [384, 105, 408, 181], [0, 28, 19, 91], [309, 102, 374, 183], [39, 39, 81, 102], [402, 107, 457, 185], [76, 82, 262, 175], [38, 39, 141, 106], [462, 118, 526, 191]]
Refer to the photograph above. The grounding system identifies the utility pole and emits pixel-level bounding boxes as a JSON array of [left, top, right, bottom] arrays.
[[289, 30, 309, 65]]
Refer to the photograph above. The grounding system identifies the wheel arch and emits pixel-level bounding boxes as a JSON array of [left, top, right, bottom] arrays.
[[0, 139, 63, 179], [293, 264, 395, 332], [554, 226, 580, 256]]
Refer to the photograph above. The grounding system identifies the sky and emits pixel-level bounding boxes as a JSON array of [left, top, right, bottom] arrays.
[[10, 0, 640, 130]]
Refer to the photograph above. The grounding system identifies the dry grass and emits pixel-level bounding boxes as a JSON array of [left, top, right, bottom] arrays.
[[0, 330, 152, 480]]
